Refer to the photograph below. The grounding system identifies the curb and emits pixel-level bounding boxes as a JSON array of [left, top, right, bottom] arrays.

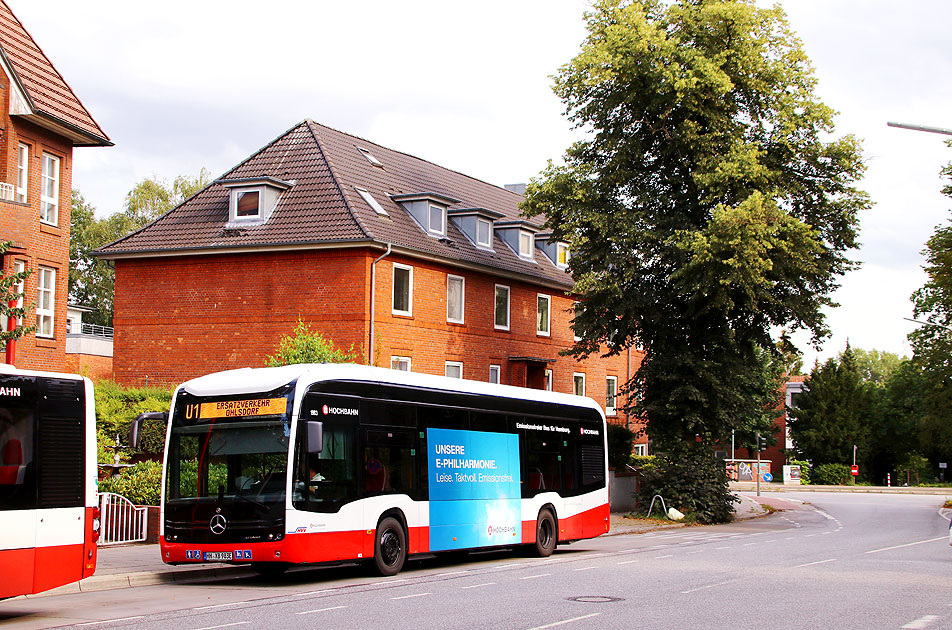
[[730, 483, 952, 496], [24, 565, 257, 599]]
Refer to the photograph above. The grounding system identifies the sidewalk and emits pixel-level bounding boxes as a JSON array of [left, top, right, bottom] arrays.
[[22, 490, 840, 598], [729, 482, 952, 496]]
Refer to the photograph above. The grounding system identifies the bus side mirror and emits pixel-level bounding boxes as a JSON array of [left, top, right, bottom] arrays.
[[130, 411, 169, 450], [307, 421, 323, 454]]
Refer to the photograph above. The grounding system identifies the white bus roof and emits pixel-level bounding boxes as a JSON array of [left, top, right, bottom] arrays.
[[178, 363, 604, 416], [0, 363, 87, 382]]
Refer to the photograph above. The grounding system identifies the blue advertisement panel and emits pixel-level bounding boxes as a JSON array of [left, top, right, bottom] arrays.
[[427, 427, 521, 551]]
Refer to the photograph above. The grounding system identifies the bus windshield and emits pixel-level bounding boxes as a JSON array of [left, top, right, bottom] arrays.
[[165, 391, 292, 508]]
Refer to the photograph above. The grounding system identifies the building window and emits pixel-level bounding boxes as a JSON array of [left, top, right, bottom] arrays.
[[537, 294, 550, 336], [633, 443, 647, 456], [606, 376, 618, 416], [545, 369, 553, 392], [391, 356, 411, 371], [489, 364, 501, 384], [235, 190, 260, 217], [392, 263, 413, 316], [573, 372, 586, 397], [355, 186, 388, 216], [428, 204, 446, 236], [40, 153, 60, 225], [445, 361, 463, 379], [36, 266, 55, 338], [357, 146, 383, 167], [557, 243, 570, 267], [16, 143, 28, 203], [573, 301, 582, 342], [518, 231, 533, 259], [476, 218, 492, 248], [447, 275, 465, 324], [494, 284, 510, 330]]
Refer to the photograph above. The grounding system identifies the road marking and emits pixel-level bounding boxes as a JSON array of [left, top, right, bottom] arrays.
[[297, 606, 347, 615], [902, 615, 942, 629], [193, 623, 249, 630], [573, 566, 598, 571], [391, 593, 431, 600], [76, 617, 145, 627], [784, 537, 795, 540], [795, 558, 836, 568], [291, 589, 334, 597], [617, 559, 639, 565], [822, 531, 833, 535], [461, 582, 496, 589], [805, 534, 817, 538], [715, 546, 730, 550], [526, 613, 601, 630], [681, 579, 737, 594], [521, 573, 551, 580], [743, 543, 757, 547], [654, 555, 673, 559], [195, 602, 249, 610], [436, 571, 470, 577], [865, 537, 948, 554], [686, 550, 704, 555]]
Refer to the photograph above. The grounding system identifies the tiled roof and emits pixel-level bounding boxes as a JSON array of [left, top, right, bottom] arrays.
[[0, 1, 110, 146], [97, 120, 574, 290]]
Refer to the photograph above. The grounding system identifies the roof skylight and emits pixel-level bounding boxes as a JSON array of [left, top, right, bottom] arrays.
[[355, 186, 389, 216], [357, 146, 383, 167]]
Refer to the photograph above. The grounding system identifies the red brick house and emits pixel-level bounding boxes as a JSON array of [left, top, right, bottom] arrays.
[[96, 120, 645, 436], [0, 1, 111, 370]]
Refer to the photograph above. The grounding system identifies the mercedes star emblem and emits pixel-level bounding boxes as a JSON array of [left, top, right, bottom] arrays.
[[209, 514, 227, 535]]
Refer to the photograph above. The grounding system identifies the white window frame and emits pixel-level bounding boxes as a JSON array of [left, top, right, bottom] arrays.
[[16, 143, 28, 203], [392, 263, 413, 317], [573, 301, 582, 342], [536, 293, 551, 337], [573, 372, 586, 397], [446, 274, 465, 324], [390, 356, 411, 372], [494, 284, 510, 331], [606, 376, 618, 416], [355, 186, 388, 216], [489, 364, 501, 384], [36, 266, 55, 338], [633, 443, 648, 456], [1, 260, 25, 331], [428, 204, 446, 236], [357, 146, 383, 167], [476, 218, 492, 248], [232, 187, 263, 220], [557, 243, 570, 268], [445, 361, 463, 379], [544, 368, 553, 392], [518, 230, 534, 259], [40, 153, 60, 225]]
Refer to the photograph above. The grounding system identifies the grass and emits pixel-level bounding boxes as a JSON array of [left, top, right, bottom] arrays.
[[943, 499, 952, 509]]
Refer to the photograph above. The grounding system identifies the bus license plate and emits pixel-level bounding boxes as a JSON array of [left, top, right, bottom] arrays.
[[204, 551, 233, 561]]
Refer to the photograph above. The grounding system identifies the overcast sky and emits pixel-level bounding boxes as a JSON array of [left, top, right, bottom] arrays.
[[10, 0, 951, 370]]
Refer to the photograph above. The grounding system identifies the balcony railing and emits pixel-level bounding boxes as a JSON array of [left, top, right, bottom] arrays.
[[67, 322, 114, 339], [0, 182, 15, 202]]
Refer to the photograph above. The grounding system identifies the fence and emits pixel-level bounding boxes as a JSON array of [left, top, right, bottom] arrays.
[[97, 492, 148, 545]]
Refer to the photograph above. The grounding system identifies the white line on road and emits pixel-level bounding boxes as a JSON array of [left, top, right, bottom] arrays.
[[526, 613, 601, 630], [865, 537, 948, 555], [391, 593, 431, 600], [687, 550, 704, 554], [617, 559, 639, 565], [194, 602, 249, 611], [76, 617, 145, 627], [461, 582, 496, 589], [297, 606, 348, 615], [192, 623, 250, 630], [291, 589, 334, 597], [573, 566, 598, 571], [902, 615, 942, 629], [435, 571, 470, 577], [795, 558, 836, 568], [521, 574, 551, 580], [681, 579, 738, 594], [654, 555, 673, 559], [715, 546, 730, 550], [376, 578, 409, 585], [743, 543, 757, 547]]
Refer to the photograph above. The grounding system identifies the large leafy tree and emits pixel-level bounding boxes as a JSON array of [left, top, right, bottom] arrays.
[[524, 0, 867, 455], [70, 170, 210, 326]]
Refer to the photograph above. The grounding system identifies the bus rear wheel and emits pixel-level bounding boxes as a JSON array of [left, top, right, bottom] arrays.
[[374, 517, 407, 576], [533, 509, 557, 557]]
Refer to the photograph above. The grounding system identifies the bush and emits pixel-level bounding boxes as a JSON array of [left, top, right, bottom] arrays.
[[98, 460, 163, 505], [95, 380, 173, 460], [812, 463, 853, 485], [266, 319, 358, 366], [636, 442, 737, 524], [607, 423, 635, 470], [788, 459, 811, 485]]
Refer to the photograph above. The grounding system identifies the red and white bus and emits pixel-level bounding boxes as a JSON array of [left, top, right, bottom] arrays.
[[0, 365, 99, 598], [145, 364, 608, 576]]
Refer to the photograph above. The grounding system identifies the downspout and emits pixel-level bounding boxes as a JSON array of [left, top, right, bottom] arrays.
[[4, 298, 15, 365], [368, 243, 392, 367]]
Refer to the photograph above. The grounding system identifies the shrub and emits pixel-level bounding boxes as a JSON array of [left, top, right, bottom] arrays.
[[95, 380, 173, 459], [637, 442, 737, 524], [98, 460, 163, 505], [266, 319, 357, 366], [812, 463, 853, 485], [788, 459, 811, 485], [607, 423, 635, 470]]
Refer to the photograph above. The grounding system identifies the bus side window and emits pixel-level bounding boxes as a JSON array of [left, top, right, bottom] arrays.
[[293, 409, 357, 513]]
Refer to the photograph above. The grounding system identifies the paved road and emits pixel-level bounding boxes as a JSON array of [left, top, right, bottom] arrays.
[[2, 492, 950, 630]]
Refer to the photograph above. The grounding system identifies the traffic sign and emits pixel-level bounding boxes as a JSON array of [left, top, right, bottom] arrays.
[[850, 464, 859, 476], [762, 473, 773, 482]]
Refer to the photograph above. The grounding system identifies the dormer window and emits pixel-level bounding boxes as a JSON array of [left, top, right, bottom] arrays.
[[518, 231, 534, 259], [428, 204, 446, 236], [391, 192, 462, 239], [557, 243, 570, 267], [476, 218, 492, 247], [217, 176, 294, 226]]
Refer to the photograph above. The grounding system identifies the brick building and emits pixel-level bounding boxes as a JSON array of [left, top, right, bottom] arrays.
[[0, 1, 111, 370], [96, 120, 645, 437]]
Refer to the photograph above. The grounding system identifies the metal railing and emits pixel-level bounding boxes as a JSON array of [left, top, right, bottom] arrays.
[[97, 492, 148, 545], [67, 323, 114, 338], [0, 182, 15, 202]]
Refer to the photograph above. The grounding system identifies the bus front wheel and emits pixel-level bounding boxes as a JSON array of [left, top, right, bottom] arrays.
[[533, 509, 557, 557], [374, 517, 407, 576]]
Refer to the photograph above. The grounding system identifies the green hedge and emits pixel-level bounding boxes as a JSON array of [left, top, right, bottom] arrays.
[[811, 463, 853, 485], [98, 460, 163, 506], [95, 380, 173, 463], [788, 459, 811, 485]]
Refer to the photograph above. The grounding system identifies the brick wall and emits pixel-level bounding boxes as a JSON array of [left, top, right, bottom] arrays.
[[112, 247, 647, 434], [0, 67, 74, 372], [63, 353, 114, 382]]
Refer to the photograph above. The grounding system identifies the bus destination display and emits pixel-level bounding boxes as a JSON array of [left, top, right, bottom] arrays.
[[197, 398, 287, 419]]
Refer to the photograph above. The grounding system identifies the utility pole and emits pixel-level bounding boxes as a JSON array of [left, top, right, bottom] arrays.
[[756, 432, 761, 498]]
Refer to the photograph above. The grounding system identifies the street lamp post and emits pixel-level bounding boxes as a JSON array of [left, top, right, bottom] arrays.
[[887, 121, 952, 137]]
